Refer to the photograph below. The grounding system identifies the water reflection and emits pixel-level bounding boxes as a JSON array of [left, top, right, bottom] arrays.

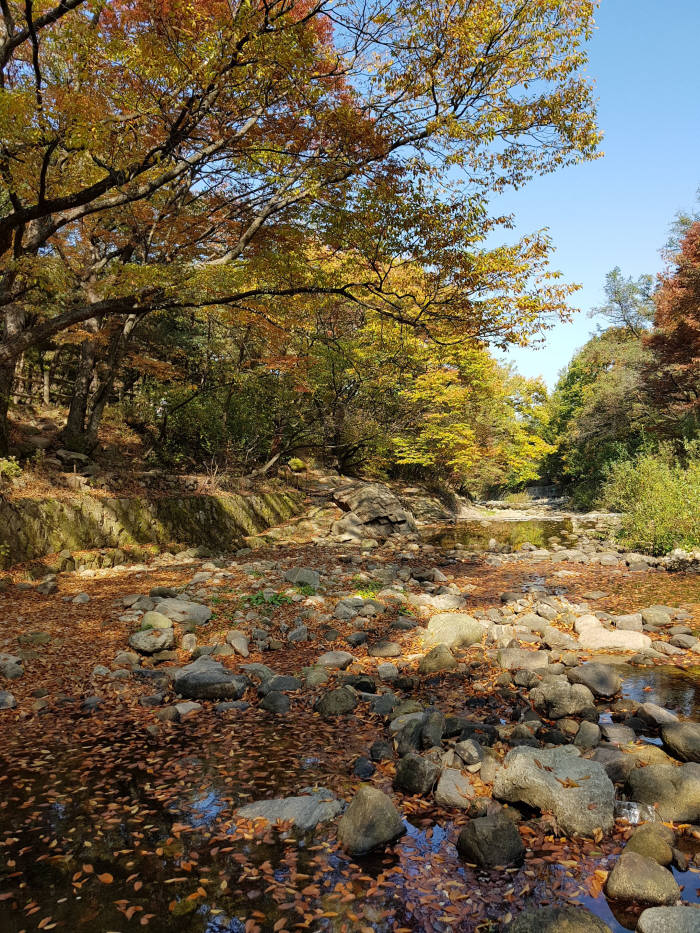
[[620, 664, 700, 719]]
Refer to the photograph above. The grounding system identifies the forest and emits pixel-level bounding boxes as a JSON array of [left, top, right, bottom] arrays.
[[1, 4, 700, 933]]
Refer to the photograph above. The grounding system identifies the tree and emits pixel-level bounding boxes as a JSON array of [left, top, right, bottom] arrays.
[[590, 266, 655, 336], [0, 0, 601, 451], [645, 220, 700, 435]]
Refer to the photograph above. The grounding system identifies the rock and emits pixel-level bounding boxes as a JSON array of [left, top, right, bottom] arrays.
[[377, 662, 398, 682], [284, 567, 320, 588], [456, 813, 524, 868], [259, 691, 290, 713], [368, 641, 401, 658], [567, 663, 622, 698], [140, 610, 174, 630], [172, 656, 250, 700], [155, 598, 212, 625], [181, 633, 197, 652], [454, 738, 483, 766], [418, 644, 457, 673], [0, 690, 16, 709], [636, 906, 700, 933], [332, 482, 417, 539], [370, 740, 394, 761], [626, 824, 674, 865], [638, 703, 680, 727], [314, 686, 357, 717], [506, 906, 612, 932], [529, 678, 595, 719], [288, 625, 310, 643], [316, 650, 354, 670], [434, 768, 474, 808], [615, 613, 644, 631], [225, 630, 250, 657], [337, 786, 405, 855], [422, 613, 485, 649], [575, 615, 651, 651], [642, 608, 672, 627], [421, 710, 445, 748], [129, 628, 175, 654], [394, 753, 440, 795], [627, 763, 700, 821], [352, 756, 376, 779], [660, 722, 700, 762], [600, 723, 637, 746], [0, 653, 24, 679], [605, 851, 680, 905], [237, 790, 342, 832], [174, 701, 202, 719], [574, 721, 601, 748], [498, 648, 549, 671], [493, 745, 614, 837]]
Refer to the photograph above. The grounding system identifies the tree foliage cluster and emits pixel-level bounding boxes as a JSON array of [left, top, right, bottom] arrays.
[[547, 208, 700, 521], [0, 0, 601, 487]]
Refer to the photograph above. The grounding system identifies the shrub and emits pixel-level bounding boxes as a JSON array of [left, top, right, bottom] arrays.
[[599, 445, 700, 555]]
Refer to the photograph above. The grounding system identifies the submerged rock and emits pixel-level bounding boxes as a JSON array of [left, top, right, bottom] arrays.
[[506, 906, 612, 932], [237, 790, 342, 832]]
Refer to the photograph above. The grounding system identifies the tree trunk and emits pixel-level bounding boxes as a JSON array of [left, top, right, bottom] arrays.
[[0, 306, 27, 455], [62, 326, 99, 452]]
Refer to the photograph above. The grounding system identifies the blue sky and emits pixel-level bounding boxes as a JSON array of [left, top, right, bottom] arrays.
[[496, 0, 700, 387]]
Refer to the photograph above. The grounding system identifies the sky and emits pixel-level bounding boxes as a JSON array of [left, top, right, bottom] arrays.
[[495, 0, 700, 387]]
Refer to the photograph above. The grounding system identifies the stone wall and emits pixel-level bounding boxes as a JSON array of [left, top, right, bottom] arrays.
[[0, 491, 303, 566]]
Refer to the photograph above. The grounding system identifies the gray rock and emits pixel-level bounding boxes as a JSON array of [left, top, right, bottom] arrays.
[[336, 786, 405, 855], [225, 630, 250, 657], [627, 763, 700, 821], [600, 723, 636, 746], [498, 648, 549, 671], [172, 656, 250, 700], [605, 851, 680, 904], [288, 625, 309, 643], [237, 790, 342, 832], [636, 906, 700, 933], [129, 628, 175, 654], [368, 641, 401, 658], [614, 613, 644, 631], [638, 703, 679, 727], [284, 567, 320, 588], [642, 608, 672, 628], [506, 906, 612, 932], [0, 653, 24, 679], [456, 814, 524, 867], [418, 644, 457, 673], [422, 613, 485, 649], [140, 610, 174, 630], [316, 650, 354, 670], [174, 700, 202, 719], [393, 753, 440, 795], [155, 598, 212, 625], [493, 745, 614, 837], [0, 690, 16, 709], [259, 691, 290, 713], [567, 663, 622, 698], [660, 722, 700, 763], [314, 686, 357, 717], [434, 768, 474, 808], [626, 824, 674, 865], [377, 662, 398, 681], [529, 678, 595, 720], [575, 615, 652, 651], [181, 633, 197, 652], [574, 721, 601, 748]]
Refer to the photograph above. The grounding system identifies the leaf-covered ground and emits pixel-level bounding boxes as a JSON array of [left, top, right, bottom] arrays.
[[1, 544, 699, 932]]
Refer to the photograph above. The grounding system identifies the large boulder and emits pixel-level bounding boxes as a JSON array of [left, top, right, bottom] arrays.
[[637, 906, 700, 933], [604, 851, 680, 905], [237, 790, 342, 832], [418, 644, 457, 673], [422, 613, 485, 649], [626, 763, 700, 821], [660, 722, 700, 763], [567, 663, 622, 698], [506, 906, 612, 932], [456, 814, 524, 868], [336, 786, 405, 855], [493, 745, 615, 837], [172, 656, 250, 700], [529, 678, 596, 720], [129, 628, 175, 654], [155, 598, 212, 625], [332, 482, 417, 539], [574, 615, 651, 651]]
